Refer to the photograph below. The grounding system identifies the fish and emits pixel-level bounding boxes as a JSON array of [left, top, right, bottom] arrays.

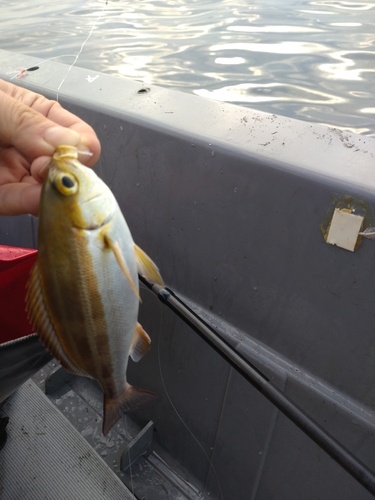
[[26, 145, 163, 435]]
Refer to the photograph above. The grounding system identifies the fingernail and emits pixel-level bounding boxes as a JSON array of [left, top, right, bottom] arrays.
[[76, 143, 93, 158], [43, 126, 81, 148], [38, 160, 51, 180]]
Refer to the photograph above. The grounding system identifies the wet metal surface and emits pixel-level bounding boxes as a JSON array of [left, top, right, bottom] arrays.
[[0, 380, 134, 500]]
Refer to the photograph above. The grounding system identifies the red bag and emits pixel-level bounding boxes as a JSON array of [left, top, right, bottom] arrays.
[[0, 245, 37, 344]]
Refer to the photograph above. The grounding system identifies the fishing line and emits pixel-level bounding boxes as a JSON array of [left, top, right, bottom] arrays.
[[141, 277, 375, 498], [8, 55, 78, 80], [8, 1, 109, 90], [55, 0, 108, 101], [156, 299, 224, 500]]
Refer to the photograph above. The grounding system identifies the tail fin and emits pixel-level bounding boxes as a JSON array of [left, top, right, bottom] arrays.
[[102, 383, 156, 435]]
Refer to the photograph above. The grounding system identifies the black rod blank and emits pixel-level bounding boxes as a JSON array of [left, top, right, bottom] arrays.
[[139, 276, 375, 497]]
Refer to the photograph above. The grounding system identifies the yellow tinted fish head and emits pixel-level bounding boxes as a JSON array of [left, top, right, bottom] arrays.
[[42, 145, 116, 229]]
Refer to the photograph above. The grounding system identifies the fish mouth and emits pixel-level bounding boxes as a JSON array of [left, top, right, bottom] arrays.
[[80, 193, 115, 230], [83, 193, 103, 204], [73, 212, 114, 231], [85, 214, 114, 231]]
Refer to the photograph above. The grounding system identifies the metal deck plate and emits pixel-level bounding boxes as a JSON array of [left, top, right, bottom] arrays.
[[0, 380, 134, 500]]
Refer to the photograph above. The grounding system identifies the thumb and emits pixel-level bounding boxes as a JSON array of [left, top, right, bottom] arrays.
[[0, 90, 81, 160]]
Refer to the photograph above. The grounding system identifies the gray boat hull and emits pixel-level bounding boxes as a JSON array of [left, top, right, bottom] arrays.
[[1, 49, 375, 499]]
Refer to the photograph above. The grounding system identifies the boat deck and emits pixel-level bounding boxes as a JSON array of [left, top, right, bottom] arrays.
[[1, 361, 206, 500], [0, 379, 133, 500]]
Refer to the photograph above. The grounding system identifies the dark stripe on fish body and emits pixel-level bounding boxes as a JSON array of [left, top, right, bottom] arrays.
[[67, 229, 114, 382], [37, 202, 114, 385], [39, 230, 95, 373]]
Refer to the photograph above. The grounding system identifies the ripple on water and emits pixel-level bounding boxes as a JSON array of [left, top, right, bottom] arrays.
[[1, 0, 374, 135]]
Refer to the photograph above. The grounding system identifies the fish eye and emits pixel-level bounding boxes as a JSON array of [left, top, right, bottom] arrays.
[[62, 176, 75, 188], [54, 173, 78, 196]]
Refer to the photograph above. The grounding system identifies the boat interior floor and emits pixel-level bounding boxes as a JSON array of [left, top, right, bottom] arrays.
[[0, 362, 208, 500]]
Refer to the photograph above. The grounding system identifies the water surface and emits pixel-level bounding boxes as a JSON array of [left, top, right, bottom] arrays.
[[1, 0, 374, 135]]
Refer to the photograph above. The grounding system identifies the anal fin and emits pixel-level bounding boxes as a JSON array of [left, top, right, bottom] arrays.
[[103, 384, 156, 435], [130, 323, 151, 362]]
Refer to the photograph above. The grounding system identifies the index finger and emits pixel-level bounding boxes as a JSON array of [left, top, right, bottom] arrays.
[[0, 79, 101, 167]]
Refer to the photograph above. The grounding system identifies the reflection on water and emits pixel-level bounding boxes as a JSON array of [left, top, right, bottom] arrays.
[[1, 0, 374, 136], [209, 41, 329, 54], [195, 82, 345, 105]]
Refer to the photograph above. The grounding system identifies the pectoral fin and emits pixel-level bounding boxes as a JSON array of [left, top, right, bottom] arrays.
[[130, 323, 151, 362], [134, 244, 164, 286], [103, 383, 156, 435], [26, 261, 85, 376], [104, 233, 141, 301]]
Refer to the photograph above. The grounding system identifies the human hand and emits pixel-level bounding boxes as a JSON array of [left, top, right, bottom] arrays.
[[0, 79, 101, 216]]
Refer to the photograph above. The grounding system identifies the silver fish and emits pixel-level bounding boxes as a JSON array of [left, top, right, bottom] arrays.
[[26, 145, 163, 435]]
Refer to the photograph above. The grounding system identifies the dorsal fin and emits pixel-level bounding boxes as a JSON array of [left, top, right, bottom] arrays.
[[26, 261, 85, 376]]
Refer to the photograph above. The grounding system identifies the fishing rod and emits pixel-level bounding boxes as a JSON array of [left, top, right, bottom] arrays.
[[139, 276, 375, 497]]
